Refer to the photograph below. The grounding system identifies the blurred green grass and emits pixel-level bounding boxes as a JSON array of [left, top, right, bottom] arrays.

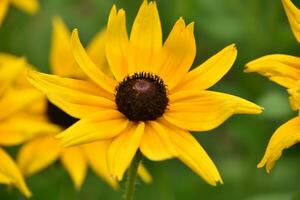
[[1, 0, 300, 199]]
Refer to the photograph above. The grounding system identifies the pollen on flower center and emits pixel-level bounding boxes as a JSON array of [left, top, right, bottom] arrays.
[[46, 100, 78, 128], [115, 72, 169, 121]]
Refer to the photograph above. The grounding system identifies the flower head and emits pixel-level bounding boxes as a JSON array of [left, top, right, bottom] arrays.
[[245, 0, 300, 173], [0, 0, 39, 27], [29, 0, 262, 185], [15, 17, 151, 190]]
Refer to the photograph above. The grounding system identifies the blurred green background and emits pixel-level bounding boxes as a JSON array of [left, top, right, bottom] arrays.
[[1, 0, 300, 199]]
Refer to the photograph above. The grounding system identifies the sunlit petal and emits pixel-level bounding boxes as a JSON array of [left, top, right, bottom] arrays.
[[165, 90, 263, 131], [108, 122, 144, 180], [258, 116, 300, 172], [128, 0, 162, 74]]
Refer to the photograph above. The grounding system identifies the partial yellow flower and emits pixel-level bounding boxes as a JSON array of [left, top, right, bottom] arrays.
[[29, 0, 262, 186], [245, 0, 300, 173], [16, 17, 151, 190], [0, 55, 38, 198], [0, 0, 39, 27]]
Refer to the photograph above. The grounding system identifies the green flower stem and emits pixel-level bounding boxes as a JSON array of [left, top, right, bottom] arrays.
[[124, 151, 143, 200]]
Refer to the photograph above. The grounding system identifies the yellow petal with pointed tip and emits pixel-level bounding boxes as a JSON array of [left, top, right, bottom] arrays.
[[106, 6, 129, 80], [173, 44, 237, 92], [82, 141, 119, 189], [128, 0, 162, 74], [61, 147, 87, 190], [57, 110, 129, 147], [155, 18, 196, 89], [28, 70, 115, 118], [17, 135, 61, 177], [71, 29, 117, 93], [245, 54, 300, 88], [140, 121, 176, 161], [0, 148, 31, 197], [258, 116, 300, 172], [108, 122, 144, 180], [165, 90, 263, 131], [282, 0, 300, 44], [11, 0, 39, 14], [161, 122, 223, 186]]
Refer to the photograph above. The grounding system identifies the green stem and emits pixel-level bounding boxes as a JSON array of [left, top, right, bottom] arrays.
[[124, 151, 142, 200]]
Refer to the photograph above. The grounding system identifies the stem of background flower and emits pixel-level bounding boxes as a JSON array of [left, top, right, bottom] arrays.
[[124, 151, 143, 200]]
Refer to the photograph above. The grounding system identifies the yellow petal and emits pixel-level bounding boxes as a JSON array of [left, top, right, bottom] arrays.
[[11, 0, 39, 14], [161, 122, 223, 186], [28, 70, 115, 118], [128, 0, 162, 74], [245, 54, 300, 88], [71, 29, 117, 93], [288, 85, 300, 110], [61, 147, 87, 190], [137, 164, 152, 184], [108, 122, 144, 181], [0, 0, 9, 27], [50, 17, 85, 78], [258, 116, 300, 172], [165, 90, 263, 131], [140, 121, 176, 161], [86, 29, 113, 77], [173, 44, 237, 92], [82, 141, 119, 189], [0, 88, 43, 120], [155, 18, 196, 89], [106, 5, 129, 81], [282, 0, 300, 43], [0, 56, 26, 96], [0, 148, 31, 197], [0, 114, 60, 146], [57, 110, 129, 147], [17, 135, 61, 177]]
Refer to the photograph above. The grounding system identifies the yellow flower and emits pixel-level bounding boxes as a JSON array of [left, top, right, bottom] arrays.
[[29, 0, 262, 185], [0, 0, 39, 27], [245, 0, 300, 173], [15, 17, 151, 190], [0, 55, 38, 198]]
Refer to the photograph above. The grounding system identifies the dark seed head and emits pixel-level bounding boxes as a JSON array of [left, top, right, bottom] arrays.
[[46, 100, 78, 129], [115, 72, 168, 121]]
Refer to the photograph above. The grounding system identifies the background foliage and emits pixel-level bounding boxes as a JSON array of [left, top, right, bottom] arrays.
[[1, 0, 300, 199]]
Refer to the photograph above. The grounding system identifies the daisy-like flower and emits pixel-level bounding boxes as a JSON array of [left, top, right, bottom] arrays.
[[0, 0, 39, 27], [245, 0, 300, 173], [15, 17, 151, 190], [0, 55, 41, 198], [29, 0, 262, 186]]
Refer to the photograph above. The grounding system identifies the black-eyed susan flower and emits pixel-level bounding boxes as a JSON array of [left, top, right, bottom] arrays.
[[0, 55, 40, 198], [0, 0, 39, 27], [28, 0, 262, 187], [245, 0, 300, 173], [15, 17, 151, 190]]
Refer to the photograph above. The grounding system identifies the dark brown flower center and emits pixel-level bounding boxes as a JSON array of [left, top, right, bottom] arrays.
[[115, 72, 168, 121]]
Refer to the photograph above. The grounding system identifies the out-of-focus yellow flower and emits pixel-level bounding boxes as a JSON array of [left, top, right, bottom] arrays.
[[0, 55, 44, 198], [16, 17, 151, 190], [29, 0, 262, 186], [0, 0, 39, 27], [245, 0, 300, 173]]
